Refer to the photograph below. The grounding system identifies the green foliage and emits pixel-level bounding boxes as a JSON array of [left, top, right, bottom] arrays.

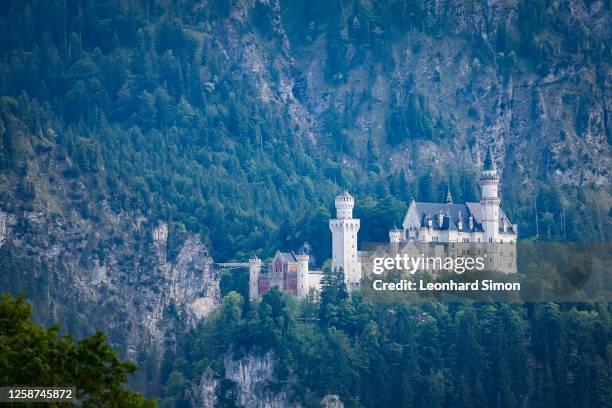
[[164, 288, 611, 408], [0, 0, 607, 274], [318, 266, 348, 324], [220, 268, 249, 300], [355, 195, 406, 242], [0, 294, 155, 407], [0, 1, 609, 406], [386, 91, 433, 145]]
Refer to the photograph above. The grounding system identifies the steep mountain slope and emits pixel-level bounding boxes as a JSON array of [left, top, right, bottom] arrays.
[[0, 0, 610, 396], [0, 99, 220, 389]]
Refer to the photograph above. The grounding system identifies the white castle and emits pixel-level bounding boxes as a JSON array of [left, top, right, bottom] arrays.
[[249, 147, 517, 299], [401, 147, 517, 245]]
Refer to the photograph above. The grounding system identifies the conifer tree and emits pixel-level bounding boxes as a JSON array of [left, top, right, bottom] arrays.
[[0, 294, 155, 407]]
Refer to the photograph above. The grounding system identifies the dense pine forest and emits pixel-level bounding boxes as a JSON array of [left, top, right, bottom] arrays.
[[163, 287, 611, 408], [1, 0, 610, 263], [0, 0, 610, 406]]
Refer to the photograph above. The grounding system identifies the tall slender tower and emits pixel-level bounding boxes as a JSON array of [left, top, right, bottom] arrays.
[[296, 252, 309, 298], [480, 146, 500, 243], [329, 191, 361, 291], [249, 256, 261, 299]]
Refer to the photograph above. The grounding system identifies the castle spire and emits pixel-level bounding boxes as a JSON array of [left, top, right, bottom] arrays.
[[445, 186, 453, 204], [480, 145, 500, 243], [484, 145, 496, 171]]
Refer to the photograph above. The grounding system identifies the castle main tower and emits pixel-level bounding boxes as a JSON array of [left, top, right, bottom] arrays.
[[329, 191, 361, 291], [480, 146, 500, 243]]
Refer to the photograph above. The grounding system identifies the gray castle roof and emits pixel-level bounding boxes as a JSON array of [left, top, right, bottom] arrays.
[[275, 251, 297, 263], [408, 201, 515, 234]]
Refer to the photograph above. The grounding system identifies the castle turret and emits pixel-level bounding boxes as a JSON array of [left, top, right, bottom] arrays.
[[249, 256, 262, 299], [389, 228, 401, 243], [334, 190, 354, 219], [480, 146, 501, 243], [296, 253, 309, 298], [329, 191, 361, 292], [389, 227, 401, 253]]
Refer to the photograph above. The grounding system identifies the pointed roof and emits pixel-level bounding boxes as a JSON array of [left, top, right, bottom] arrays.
[[337, 190, 353, 198], [274, 250, 297, 263], [445, 187, 453, 204], [390, 224, 402, 232], [403, 201, 515, 234], [484, 146, 496, 171]]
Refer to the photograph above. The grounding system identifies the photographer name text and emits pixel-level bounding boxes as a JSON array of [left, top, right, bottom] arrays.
[[372, 279, 521, 292]]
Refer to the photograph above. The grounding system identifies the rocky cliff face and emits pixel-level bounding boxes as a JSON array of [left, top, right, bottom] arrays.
[[189, 367, 219, 407], [0, 122, 220, 379], [1, 203, 220, 351], [231, 0, 610, 185], [189, 351, 343, 408], [224, 351, 298, 408], [0, 0, 609, 403], [286, 1, 612, 185], [198, 0, 610, 240]]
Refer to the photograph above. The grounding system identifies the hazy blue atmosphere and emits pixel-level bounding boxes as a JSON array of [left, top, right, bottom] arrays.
[[0, 0, 610, 407]]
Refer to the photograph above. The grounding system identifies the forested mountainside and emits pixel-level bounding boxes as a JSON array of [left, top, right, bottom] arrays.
[[168, 289, 612, 408], [0, 0, 610, 405]]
